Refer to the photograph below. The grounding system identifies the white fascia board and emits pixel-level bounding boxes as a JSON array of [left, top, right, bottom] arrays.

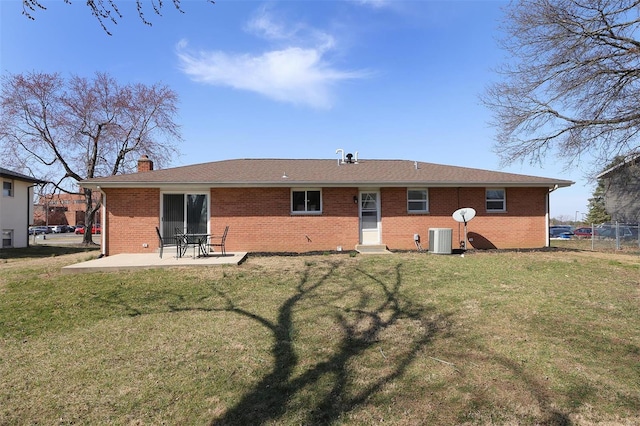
[[82, 181, 573, 190]]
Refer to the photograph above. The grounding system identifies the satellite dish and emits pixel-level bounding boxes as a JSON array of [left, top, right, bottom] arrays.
[[452, 207, 476, 224], [452, 208, 476, 251]]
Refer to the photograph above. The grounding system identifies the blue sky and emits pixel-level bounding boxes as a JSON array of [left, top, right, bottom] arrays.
[[1, 0, 593, 219]]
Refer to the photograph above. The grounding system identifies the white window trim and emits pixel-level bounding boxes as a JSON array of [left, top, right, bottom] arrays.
[[2, 180, 13, 197], [291, 188, 322, 215], [160, 191, 210, 235], [2, 229, 13, 248], [407, 188, 429, 213], [486, 188, 506, 212]]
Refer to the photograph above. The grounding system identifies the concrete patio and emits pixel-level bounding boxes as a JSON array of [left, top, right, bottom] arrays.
[[62, 251, 247, 274]]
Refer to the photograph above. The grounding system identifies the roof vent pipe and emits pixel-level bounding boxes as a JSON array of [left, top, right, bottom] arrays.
[[346, 153, 354, 163], [354, 151, 359, 164], [336, 148, 345, 165]]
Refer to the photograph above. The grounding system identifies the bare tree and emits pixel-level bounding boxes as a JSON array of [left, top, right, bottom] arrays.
[[22, 0, 215, 35], [0, 71, 182, 245], [483, 0, 640, 171]]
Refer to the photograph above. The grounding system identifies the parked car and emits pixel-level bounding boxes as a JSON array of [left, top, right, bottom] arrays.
[[595, 226, 634, 239], [628, 226, 639, 239], [50, 225, 67, 233], [65, 225, 77, 233], [28, 226, 51, 235], [75, 225, 101, 234], [550, 226, 573, 238], [573, 227, 593, 237], [553, 230, 573, 238]]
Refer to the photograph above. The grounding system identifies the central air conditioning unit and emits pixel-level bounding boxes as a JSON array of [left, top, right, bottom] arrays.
[[428, 228, 452, 254]]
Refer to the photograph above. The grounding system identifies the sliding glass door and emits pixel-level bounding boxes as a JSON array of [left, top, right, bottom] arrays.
[[162, 193, 208, 243]]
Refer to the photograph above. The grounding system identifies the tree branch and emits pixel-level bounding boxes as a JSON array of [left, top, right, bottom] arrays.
[[22, 0, 215, 35], [484, 0, 640, 171]]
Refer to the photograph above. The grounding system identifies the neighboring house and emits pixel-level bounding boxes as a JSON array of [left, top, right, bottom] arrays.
[[0, 167, 44, 248], [598, 154, 640, 223], [33, 192, 101, 227], [80, 154, 573, 256]]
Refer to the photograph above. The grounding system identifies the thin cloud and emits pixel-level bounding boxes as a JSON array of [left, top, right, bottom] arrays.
[[353, 0, 391, 9], [244, 7, 335, 51], [176, 11, 369, 109], [245, 8, 293, 41]]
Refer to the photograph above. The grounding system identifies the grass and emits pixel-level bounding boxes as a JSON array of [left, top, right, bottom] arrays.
[[0, 248, 638, 425], [552, 237, 640, 255]]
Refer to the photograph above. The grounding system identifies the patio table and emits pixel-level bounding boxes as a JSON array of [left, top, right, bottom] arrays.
[[180, 233, 211, 258]]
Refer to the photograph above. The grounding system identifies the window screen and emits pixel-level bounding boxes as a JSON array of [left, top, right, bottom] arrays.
[[408, 189, 428, 212], [292, 190, 321, 213], [486, 188, 506, 211]]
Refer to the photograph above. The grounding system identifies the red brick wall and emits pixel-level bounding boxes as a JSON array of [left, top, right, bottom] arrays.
[[380, 187, 548, 250], [210, 187, 360, 252], [103, 188, 160, 256], [102, 186, 549, 255], [33, 193, 101, 226]]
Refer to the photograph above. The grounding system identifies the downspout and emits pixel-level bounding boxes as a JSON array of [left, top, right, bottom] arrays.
[[27, 182, 44, 248], [457, 187, 462, 248], [26, 183, 41, 248], [96, 186, 106, 257], [546, 185, 559, 247]]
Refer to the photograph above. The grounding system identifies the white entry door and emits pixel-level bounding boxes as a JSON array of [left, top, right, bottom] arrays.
[[359, 191, 380, 244]]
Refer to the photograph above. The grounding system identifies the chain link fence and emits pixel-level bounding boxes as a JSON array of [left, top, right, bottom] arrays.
[[566, 222, 640, 252]]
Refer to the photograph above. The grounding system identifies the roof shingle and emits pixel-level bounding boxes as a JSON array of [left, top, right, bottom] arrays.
[[0, 167, 44, 183], [81, 159, 574, 188]]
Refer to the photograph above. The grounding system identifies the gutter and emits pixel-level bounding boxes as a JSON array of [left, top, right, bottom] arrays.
[[597, 153, 640, 179], [80, 181, 575, 190]]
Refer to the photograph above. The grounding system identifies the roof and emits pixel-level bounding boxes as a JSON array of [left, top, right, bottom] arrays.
[[81, 158, 574, 189], [597, 154, 640, 179], [0, 167, 45, 184]]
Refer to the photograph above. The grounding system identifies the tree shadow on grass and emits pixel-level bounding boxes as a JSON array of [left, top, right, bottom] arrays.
[[462, 349, 575, 425], [182, 260, 451, 425], [71, 257, 595, 424]]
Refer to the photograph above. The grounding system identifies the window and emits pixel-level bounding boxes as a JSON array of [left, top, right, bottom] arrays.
[[2, 230, 13, 248], [2, 181, 12, 197], [486, 188, 506, 212], [292, 189, 321, 214], [407, 189, 429, 213]]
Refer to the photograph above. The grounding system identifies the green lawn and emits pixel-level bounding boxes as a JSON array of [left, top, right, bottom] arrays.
[[1, 248, 638, 425]]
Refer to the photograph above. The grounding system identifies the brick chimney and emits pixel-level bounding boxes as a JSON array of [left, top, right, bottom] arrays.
[[137, 155, 153, 172]]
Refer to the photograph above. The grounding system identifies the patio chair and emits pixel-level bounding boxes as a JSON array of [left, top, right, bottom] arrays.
[[155, 227, 165, 258], [208, 225, 229, 256], [174, 227, 188, 258]]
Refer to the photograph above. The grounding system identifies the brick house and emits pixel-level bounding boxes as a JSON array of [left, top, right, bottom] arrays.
[[33, 192, 101, 227], [80, 154, 573, 256]]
